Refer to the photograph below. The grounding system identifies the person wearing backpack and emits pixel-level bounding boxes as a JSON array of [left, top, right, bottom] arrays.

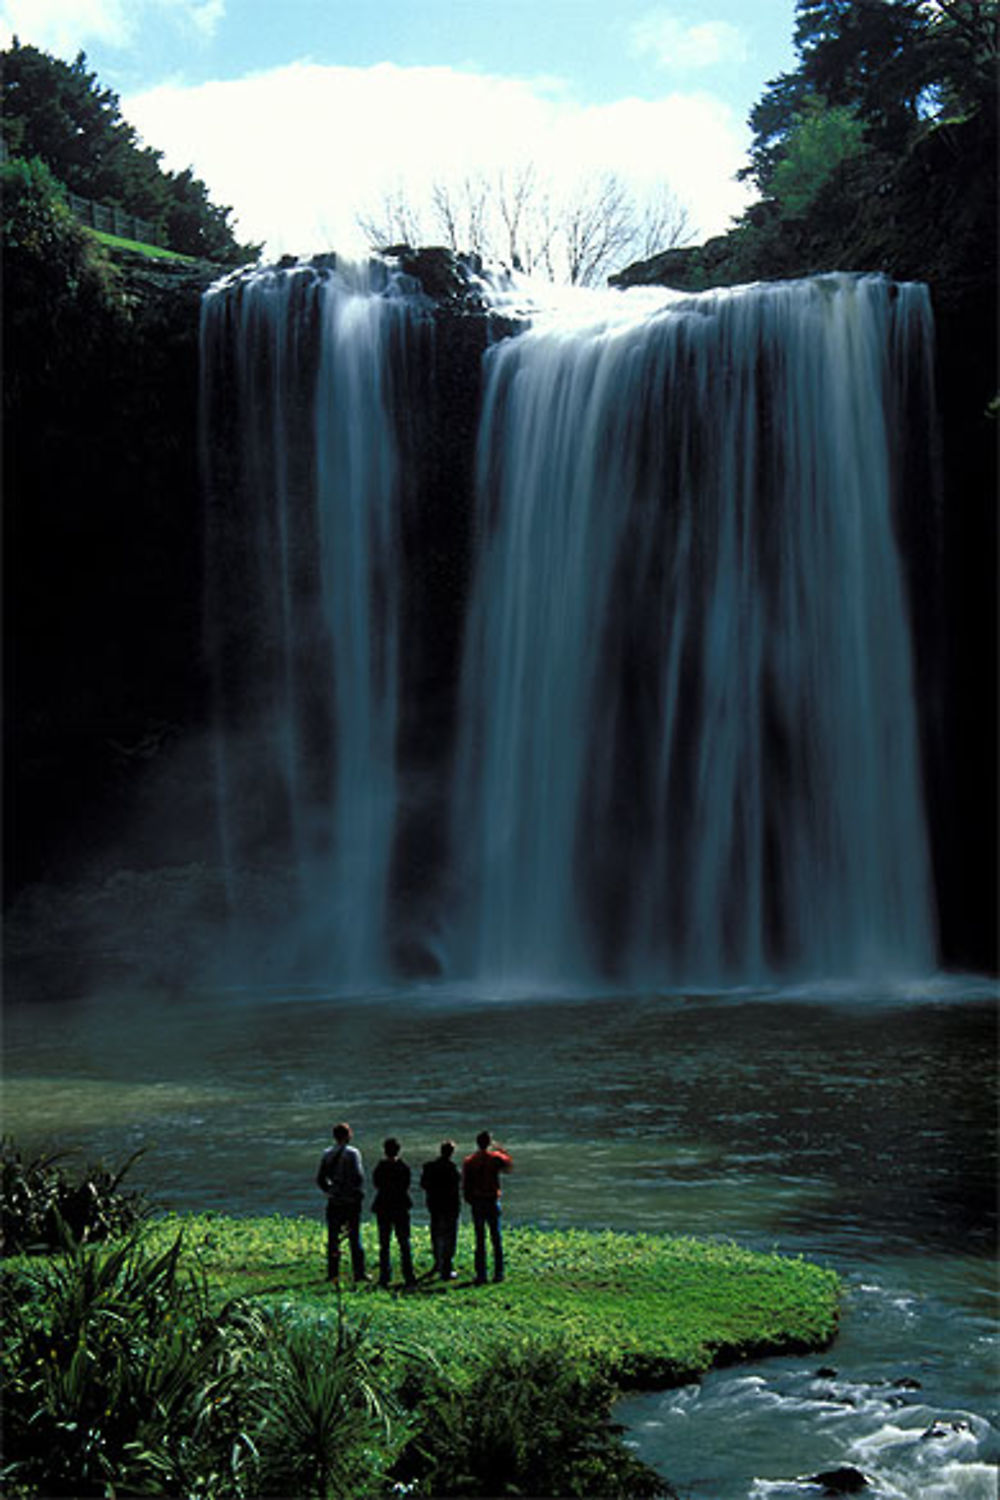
[[316, 1121, 367, 1283]]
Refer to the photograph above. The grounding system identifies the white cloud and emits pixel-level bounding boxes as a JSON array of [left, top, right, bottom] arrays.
[[186, 0, 225, 40], [0, 0, 224, 53], [0, 0, 130, 51], [629, 13, 747, 70], [123, 60, 753, 260]]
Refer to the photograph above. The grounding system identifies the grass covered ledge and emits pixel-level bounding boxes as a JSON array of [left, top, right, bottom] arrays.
[[146, 1213, 840, 1387], [3, 1211, 839, 1497]]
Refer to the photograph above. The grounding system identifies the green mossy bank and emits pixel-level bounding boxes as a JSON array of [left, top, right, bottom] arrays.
[[147, 1212, 840, 1387], [3, 1203, 839, 1496]]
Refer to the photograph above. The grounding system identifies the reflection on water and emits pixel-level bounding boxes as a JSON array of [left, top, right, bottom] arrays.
[[5, 984, 995, 1257], [4, 982, 997, 1496]]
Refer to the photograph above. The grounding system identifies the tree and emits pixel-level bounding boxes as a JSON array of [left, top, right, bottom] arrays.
[[358, 167, 693, 286], [918, 0, 1000, 118], [636, 189, 694, 262], [795, 0, 936, 145], [1, 39, 258, 263], [162, 167, 252, 261], [744, 0, 998, 197], [429, 174, 491, 260], [1, 155, 126, 403], [496, 161, 546, 270], [769, 96, 866, 217], [1, 42, 162, 209]]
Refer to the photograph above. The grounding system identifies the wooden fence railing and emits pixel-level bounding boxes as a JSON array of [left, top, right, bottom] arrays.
[[66, 190, 162, 247]]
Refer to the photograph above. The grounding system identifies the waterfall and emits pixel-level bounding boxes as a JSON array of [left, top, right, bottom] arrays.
[[453, 275, 937, 986], [201, 258, 429, 982], [201, 262, 937, 989]]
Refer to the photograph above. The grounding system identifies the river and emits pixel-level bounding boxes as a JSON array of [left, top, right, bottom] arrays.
[[4, 977, 996, 1496]]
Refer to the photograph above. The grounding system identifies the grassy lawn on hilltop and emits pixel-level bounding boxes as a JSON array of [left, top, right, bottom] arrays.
[[90, 228, 199, 261]]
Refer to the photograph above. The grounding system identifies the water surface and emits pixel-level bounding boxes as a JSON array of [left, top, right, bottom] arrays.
[[4, 981, 996, 1495]]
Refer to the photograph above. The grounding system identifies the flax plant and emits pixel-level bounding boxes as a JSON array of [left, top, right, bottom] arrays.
[[1, 1226, 261, 1496]]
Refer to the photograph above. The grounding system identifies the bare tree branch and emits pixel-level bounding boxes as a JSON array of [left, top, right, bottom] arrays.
[[496, 162, 538, 269], [637, 188, 694, 260], [430, 174, 492, 257], [355, 183, 425, 250], [356, 164, 695, 285]]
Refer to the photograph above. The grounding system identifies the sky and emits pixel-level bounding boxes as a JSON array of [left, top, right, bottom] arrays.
[[0, 0, 798, 261]]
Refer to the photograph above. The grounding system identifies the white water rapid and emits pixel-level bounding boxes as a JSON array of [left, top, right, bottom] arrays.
[[201, 262, 938, 990]]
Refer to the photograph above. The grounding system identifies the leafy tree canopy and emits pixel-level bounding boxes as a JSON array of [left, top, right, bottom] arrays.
[[744, 0, 998, 195], [769, 96, 867, 218], [1, 39, 258, 263]]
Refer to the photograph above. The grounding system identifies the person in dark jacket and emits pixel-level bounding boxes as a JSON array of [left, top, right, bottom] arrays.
[[372, 1137, 416, 1288], [420, 1140, 461, 1280], [462, 1130, 513, 1284], [316, 1121, 367, 1283]]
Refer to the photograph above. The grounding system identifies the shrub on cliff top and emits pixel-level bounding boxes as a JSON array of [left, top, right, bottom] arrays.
[[1, 154, 129, 409]]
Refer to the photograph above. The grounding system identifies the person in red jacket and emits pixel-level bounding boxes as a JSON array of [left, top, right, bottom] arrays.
[[462, 1130, 513, 1284]]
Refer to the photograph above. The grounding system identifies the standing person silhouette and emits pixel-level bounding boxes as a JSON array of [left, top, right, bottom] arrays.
[[462, 1130, 513, 1284], [420, 1140, 461, 1280], [372, 1137, 416, 1288], [316, 1122, 367, 1284]]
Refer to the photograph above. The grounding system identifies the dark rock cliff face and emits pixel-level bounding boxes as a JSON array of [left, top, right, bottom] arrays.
[[4, 239, 995, 977], [927, 289, 997, 975], [4, 253, 217, 896]]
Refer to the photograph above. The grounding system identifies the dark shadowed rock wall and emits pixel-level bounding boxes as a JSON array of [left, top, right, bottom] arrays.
[[4, 253, 217, 896]]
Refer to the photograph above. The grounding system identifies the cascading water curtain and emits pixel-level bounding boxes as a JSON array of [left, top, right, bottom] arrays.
[[452, 274, 938, 988], [202, 264, 936, 990], [201, 260, 427, 982]]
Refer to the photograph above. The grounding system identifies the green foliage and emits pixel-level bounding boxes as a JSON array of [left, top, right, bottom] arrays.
[[249, 1308, 407, 1498], [0, 154, 118, 292], [1, 39, 258, 263], [1, 152, 68, 251], [143, 1214, 841, 1388], [795, 0, 939, 147], [795, 0, 998, 132], [392, 1338, 673, 1497], [92, 228, 197, 260], [1, 1211, 839, 1497], [1, 1137, 151, 1255], [2, 1230, 252, 1495], [1, 153, 130, 414], [770, 96, 866, 218], [161, 165, 251, 261], [1, 43, 159, 209], [745, 0, 998, 198], [0, 1229, 404, 1498], [631, 2, 996, 304]]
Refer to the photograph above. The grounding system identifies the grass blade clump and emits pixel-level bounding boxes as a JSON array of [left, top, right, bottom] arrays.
[[391, 1336, 674, 1497], [1, 1136, 150, 1254], [1, 1227, 262, 1496], [249, 1308, 404, 1498]]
